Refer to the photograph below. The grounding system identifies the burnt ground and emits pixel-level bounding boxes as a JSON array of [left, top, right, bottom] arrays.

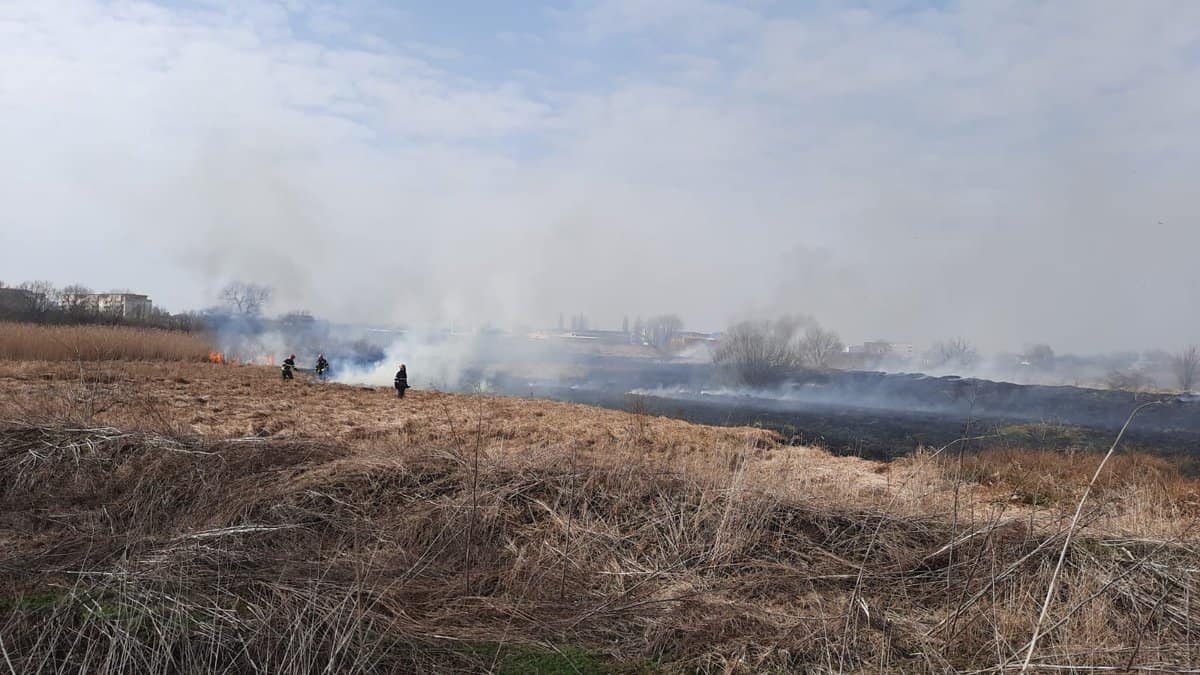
[[628, 393, 1200, 462], [475, 360, 1200, 463], [497, 384, 1199, 462]]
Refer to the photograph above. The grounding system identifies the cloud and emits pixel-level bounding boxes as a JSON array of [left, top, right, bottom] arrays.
[[1, 0, 1198, 354]]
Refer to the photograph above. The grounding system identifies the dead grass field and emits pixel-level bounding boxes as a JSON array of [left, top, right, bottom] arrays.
[[1, 360, 1198, 673], [949, 447, 1200, 517], [0, 322, 213, 361]]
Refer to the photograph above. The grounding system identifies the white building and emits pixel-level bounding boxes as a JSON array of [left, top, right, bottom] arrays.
[[61, 292, 153, 318]]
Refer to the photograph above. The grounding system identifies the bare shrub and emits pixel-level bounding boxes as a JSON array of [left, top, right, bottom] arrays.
[[1171, 345, 1199, 392]]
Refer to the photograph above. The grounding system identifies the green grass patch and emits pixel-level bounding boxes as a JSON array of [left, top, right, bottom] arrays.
[[465, 642, 651, 675], [0, 591, 65, 612], [996, 422, 1088, 448]]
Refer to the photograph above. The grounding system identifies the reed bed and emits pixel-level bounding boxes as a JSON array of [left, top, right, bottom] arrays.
[[0, 323, 212, 362]]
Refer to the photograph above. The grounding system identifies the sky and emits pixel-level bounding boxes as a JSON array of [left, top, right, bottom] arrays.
[[0, 0, 1197, 352]]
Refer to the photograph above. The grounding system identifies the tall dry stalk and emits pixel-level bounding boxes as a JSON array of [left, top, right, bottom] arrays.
[[465, 392, 484, 596], [1018, 399, 1167, 673], [560, 441, 577, 599]]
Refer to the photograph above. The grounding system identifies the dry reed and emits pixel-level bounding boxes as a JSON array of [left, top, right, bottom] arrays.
[[0, 323, 212, 362]]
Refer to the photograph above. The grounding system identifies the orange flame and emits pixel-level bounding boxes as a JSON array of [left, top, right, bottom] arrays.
[[208, 351, 226, 364]]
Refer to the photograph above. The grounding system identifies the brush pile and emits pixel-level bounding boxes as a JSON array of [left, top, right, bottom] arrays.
[[2, 420, 1198, 673]]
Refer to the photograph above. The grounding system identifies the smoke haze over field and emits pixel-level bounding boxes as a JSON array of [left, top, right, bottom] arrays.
[[2, 1, 1199, 352]]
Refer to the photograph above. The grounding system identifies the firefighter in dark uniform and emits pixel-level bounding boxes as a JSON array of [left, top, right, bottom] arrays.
[[394, 363, 408, 398], [281, 353, 297, 381], [314, 353, 329, 380]]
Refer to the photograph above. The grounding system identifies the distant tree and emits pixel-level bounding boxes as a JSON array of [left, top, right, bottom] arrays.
[[796, 325, 843, 369], [218, 281, 272, 317], [57, 284, 94, 316], [17, 280, 58, 317], [712, 315, 845, 384], [557, 313, 564, 331], [1171, 345, 1199, 392], [59, 283, 92, 297], [632, 317, 645, 344], [713, 319, 797, 386], [1023, 343, 1056, 371], [925, 337, 980, 371], [622, 315, 629, 334], [645, 314, 683, 350]]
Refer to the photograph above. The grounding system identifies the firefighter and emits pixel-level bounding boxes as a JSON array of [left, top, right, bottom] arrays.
[[281, 353, 297, 381], [394, 363, 408, 398], [314, 353, 329, 380]]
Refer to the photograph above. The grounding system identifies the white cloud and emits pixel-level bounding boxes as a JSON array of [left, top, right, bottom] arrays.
[[1, 0, 1198, 353]]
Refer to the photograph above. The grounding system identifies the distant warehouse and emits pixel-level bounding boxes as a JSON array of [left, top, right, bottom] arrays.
[[60, 292, 153, 319]]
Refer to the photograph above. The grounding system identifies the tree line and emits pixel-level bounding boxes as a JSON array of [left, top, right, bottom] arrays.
[[0, 280, 203, 332], [711, 315, 1199, 394]]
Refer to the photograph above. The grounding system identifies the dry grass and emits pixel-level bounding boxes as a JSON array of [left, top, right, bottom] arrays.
[[953, 447, 1200, 508], [1, 360, 1198, 673], [944, 447, 1200, 537], [0, 323, 212, 362]]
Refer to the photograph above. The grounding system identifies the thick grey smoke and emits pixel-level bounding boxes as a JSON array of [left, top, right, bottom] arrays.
[[332, 332, 493, 391], [1, 1, 1198, 354]]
